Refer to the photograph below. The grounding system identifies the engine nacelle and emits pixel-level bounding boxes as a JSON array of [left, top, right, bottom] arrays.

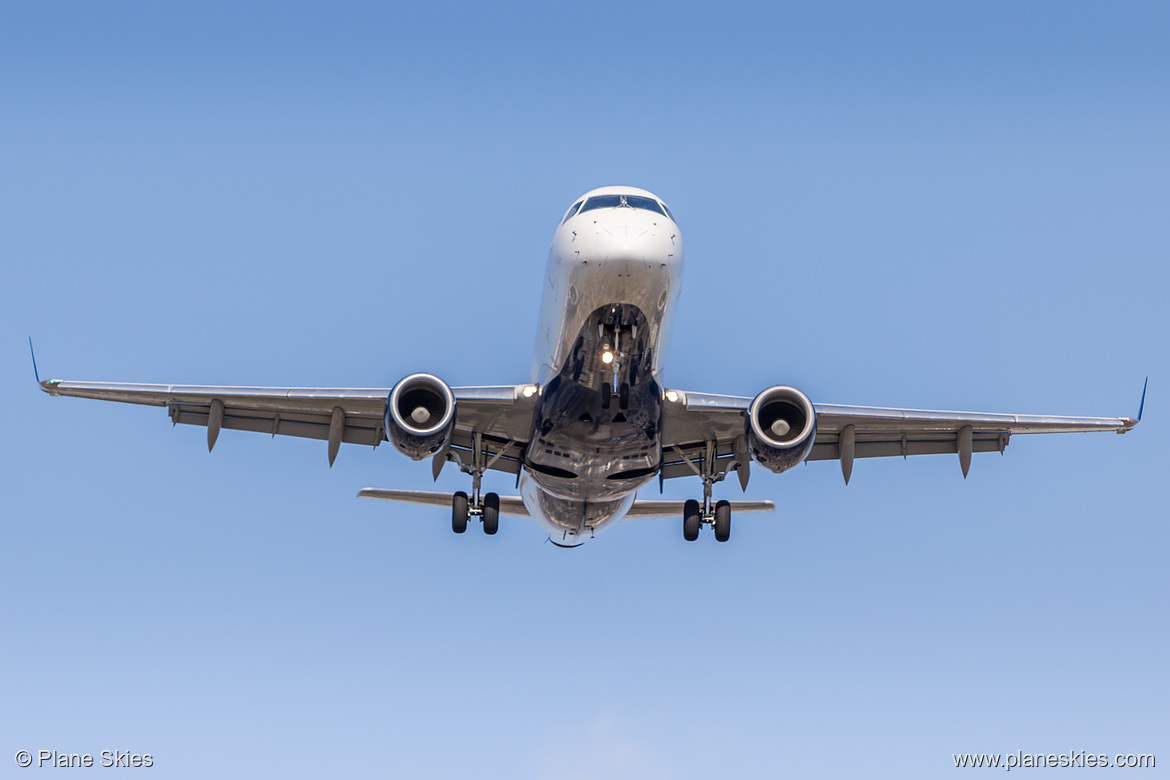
[[745, 385, 817, 474], [385, 373, 456, 460]]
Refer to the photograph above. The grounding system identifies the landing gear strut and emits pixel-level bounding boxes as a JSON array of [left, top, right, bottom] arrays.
[[599, 319, 635, 412], [446, 430, 511, 536], [679, 441, 734, 542]]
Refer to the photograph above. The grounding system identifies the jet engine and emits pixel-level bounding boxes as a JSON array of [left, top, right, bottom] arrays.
[[385, 373, 456, 460], [745, 385, 817, 474]]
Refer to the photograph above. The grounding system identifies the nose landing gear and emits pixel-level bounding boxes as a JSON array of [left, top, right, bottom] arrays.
[[598, 317, 635, 412], [600, 381, 631, 412]]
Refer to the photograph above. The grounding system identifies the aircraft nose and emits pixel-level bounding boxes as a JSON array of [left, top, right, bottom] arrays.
[[592, 223, 670, 264]]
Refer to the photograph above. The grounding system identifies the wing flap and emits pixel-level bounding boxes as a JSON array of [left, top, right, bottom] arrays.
[[171, 404, 384, 447], [807, 432, 1008, 461]]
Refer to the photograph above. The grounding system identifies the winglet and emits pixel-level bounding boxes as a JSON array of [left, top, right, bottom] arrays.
[[29, 337, 40, 384], [1118, 377, 1147, 433], [30, 338, 60, 395]]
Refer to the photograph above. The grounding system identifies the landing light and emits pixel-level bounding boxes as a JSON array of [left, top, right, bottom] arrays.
[[522, 385, 538, 398], [601, 351, 614, 365], [665, 390, 679, 403]]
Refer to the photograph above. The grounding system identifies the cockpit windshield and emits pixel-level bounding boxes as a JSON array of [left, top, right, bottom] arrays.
[[624, 195, 666, 217], [579, 194, 624, 213], [560, 200, 584, 224], [576, 193, 673, 220]]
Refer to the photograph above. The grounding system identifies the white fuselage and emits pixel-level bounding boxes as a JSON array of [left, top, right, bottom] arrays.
[[518, 186, 684, 544]]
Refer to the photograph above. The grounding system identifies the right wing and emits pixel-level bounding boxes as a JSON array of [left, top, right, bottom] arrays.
[[40, 378, 537, 469], [807, 402, 1138, 461], [660, 389, 1139, 484]]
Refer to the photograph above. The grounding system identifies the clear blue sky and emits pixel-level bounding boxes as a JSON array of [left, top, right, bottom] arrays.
[[3, 2, 1166, 777]]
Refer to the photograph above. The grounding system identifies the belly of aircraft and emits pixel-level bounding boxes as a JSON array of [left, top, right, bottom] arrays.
[[524, 302, 663, 509]]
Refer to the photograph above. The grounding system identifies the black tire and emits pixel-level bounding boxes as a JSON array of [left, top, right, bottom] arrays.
[[714, 500, 731, 542], [482, 492, 500, 535], [452, 491, 469, 534], [619, 382, 630, 410], [683, 498, 701, 541], [601, 382, 612, 409]]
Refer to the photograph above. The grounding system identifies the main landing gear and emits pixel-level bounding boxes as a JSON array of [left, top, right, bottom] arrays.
[[452, 490, 498, 535], [448, 430, 505, 536], [680, 441, 733, 542], [682, 497, 732, 542]]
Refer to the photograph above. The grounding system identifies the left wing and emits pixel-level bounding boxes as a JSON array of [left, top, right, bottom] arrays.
[[40, 378, 536, 468], [661, 389, 1139, 484]]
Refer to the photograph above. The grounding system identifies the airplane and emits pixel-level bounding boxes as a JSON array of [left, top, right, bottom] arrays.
[[37, 185, 1144, 547]]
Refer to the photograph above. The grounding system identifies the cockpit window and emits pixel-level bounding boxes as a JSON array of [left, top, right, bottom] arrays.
[[578, 193, 670, 218], [561, 200, 584, 224], [624, 195, 666, 217], [661, 202, 677, 223], [579, 194, 624, 214]]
